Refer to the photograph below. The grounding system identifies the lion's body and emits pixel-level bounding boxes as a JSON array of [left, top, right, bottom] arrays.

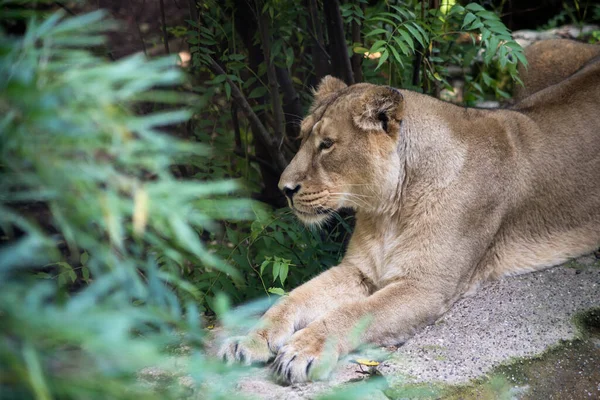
[[515, 39, 600, 101], [221, 57, 600, 384]]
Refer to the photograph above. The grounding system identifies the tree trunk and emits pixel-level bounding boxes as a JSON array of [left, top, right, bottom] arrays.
[[323, 0, 354, 85], [232, 0, 287, 206], [306, 0, 331, 82]]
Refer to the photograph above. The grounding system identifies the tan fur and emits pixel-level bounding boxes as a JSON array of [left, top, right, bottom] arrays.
[[515, 39, 600, 101], [220, 60, 600, 384]]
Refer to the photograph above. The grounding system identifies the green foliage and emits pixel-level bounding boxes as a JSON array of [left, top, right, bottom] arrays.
[[340, 0, 368, 26], [0, 8, 253, 398], [540, 1, 600, 30], [358, 1, 526, 103], [185, 207, 351, 309]]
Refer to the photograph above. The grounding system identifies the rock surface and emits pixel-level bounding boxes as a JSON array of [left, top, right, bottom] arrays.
[[512, 24, 600, 49], [228, 259, 600, 399]]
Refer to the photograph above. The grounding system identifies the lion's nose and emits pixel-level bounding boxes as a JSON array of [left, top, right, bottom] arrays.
[[282, 184, 301, 200]]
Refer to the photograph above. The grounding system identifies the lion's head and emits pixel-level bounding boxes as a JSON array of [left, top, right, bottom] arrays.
[[278, 76, 406, 225]]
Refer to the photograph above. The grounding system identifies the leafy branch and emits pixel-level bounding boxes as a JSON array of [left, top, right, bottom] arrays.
[[205, 55, 288, 172]]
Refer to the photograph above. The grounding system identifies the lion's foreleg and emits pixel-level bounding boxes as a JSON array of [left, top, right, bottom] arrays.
[[219, 264, 370, 364], [272, 279, 449, 383]]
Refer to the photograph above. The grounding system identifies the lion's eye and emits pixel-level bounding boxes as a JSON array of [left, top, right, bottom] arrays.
[[319, 138, 334, 151]]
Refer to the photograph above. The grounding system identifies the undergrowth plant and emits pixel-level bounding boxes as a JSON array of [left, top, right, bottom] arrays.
[[0, 8, 253, 399]]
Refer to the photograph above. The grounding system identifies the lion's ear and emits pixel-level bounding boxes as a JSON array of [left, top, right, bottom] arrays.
[[313, 75, 348, 101], [353, 86, 404, 135]]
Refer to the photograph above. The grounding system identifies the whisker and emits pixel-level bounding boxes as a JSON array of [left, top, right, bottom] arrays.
[[329, 192, 372, 199], [330, 195, 369, 209]]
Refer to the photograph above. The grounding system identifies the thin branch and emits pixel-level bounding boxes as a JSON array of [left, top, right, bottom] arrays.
[[128, 0, 147, 56], [307, 0, 330, 80], [305, 28, 332, 61], [233, 149, 278, 175], [206, 55, 288, 172], [159, 0, 170, 54], [54, 1, 76, 15], [351, 9, 363, 83], [231, 103, 242, 150]]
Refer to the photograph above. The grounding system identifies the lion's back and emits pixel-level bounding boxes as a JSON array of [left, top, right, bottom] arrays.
[[514, 39, 600, 101], [481, 57, 600, 280]]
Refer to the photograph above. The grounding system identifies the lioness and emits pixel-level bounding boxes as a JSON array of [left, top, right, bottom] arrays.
[[514, 39, 600, 101], [220, 59, 600, 384]]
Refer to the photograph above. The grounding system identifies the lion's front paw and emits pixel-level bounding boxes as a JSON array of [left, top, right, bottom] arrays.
[[271, 327, 340, 384], [218, 334, 275, 365]]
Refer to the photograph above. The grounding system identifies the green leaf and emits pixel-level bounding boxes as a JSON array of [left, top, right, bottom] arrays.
[[226, 227, 238, 244], [279, 263, 288, 285], [248, 86, 268, 99], [272, 260, 281, 282], [393, 36, 410, 55], [495, 88, 511, 99], [499, 45, 508, 68], [368, 16, 398, 26], [260, 259, 270, 275], [213, 292, 231, 316], [379, 12, 404, 23], [481, 72, 493, 86], [449, 4, 465, 15], [267, 287, 285, 296], [391, 5, 414, 20], [485, 36, 500, 64], [389, 45, 403, 65], [271, 39, 283, 63], [224, 82, 231, 101], [80, 252, 89, 265], [471, 81, 483, 93], [470, 21, 485, 31], [462, 12, 477, 29], [368, 40, 386, 54], [285, 47, 294, 69], [405, 23, 425, 48], [514, 49, 528, 67], [465, 3, 486, 12], [51, 10, 108, 35], [210, 75, 227, 84], [397, 29, 415, 51], [158, 271, 201, 299], [477, 10, 499, 20], [365, 28, 389, 37], [375, 49, 389, 70], [481, 28, 491, 44], [274, 230, 284, 244]]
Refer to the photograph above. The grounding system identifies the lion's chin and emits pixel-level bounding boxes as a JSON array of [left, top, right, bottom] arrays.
[[293, 208, 334, 226]]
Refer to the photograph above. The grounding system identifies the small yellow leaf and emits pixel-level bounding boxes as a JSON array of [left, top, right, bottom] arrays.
[[353, 358, 380, 367], [206, 325, 214, 330], [133, 187, 149, 236]]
